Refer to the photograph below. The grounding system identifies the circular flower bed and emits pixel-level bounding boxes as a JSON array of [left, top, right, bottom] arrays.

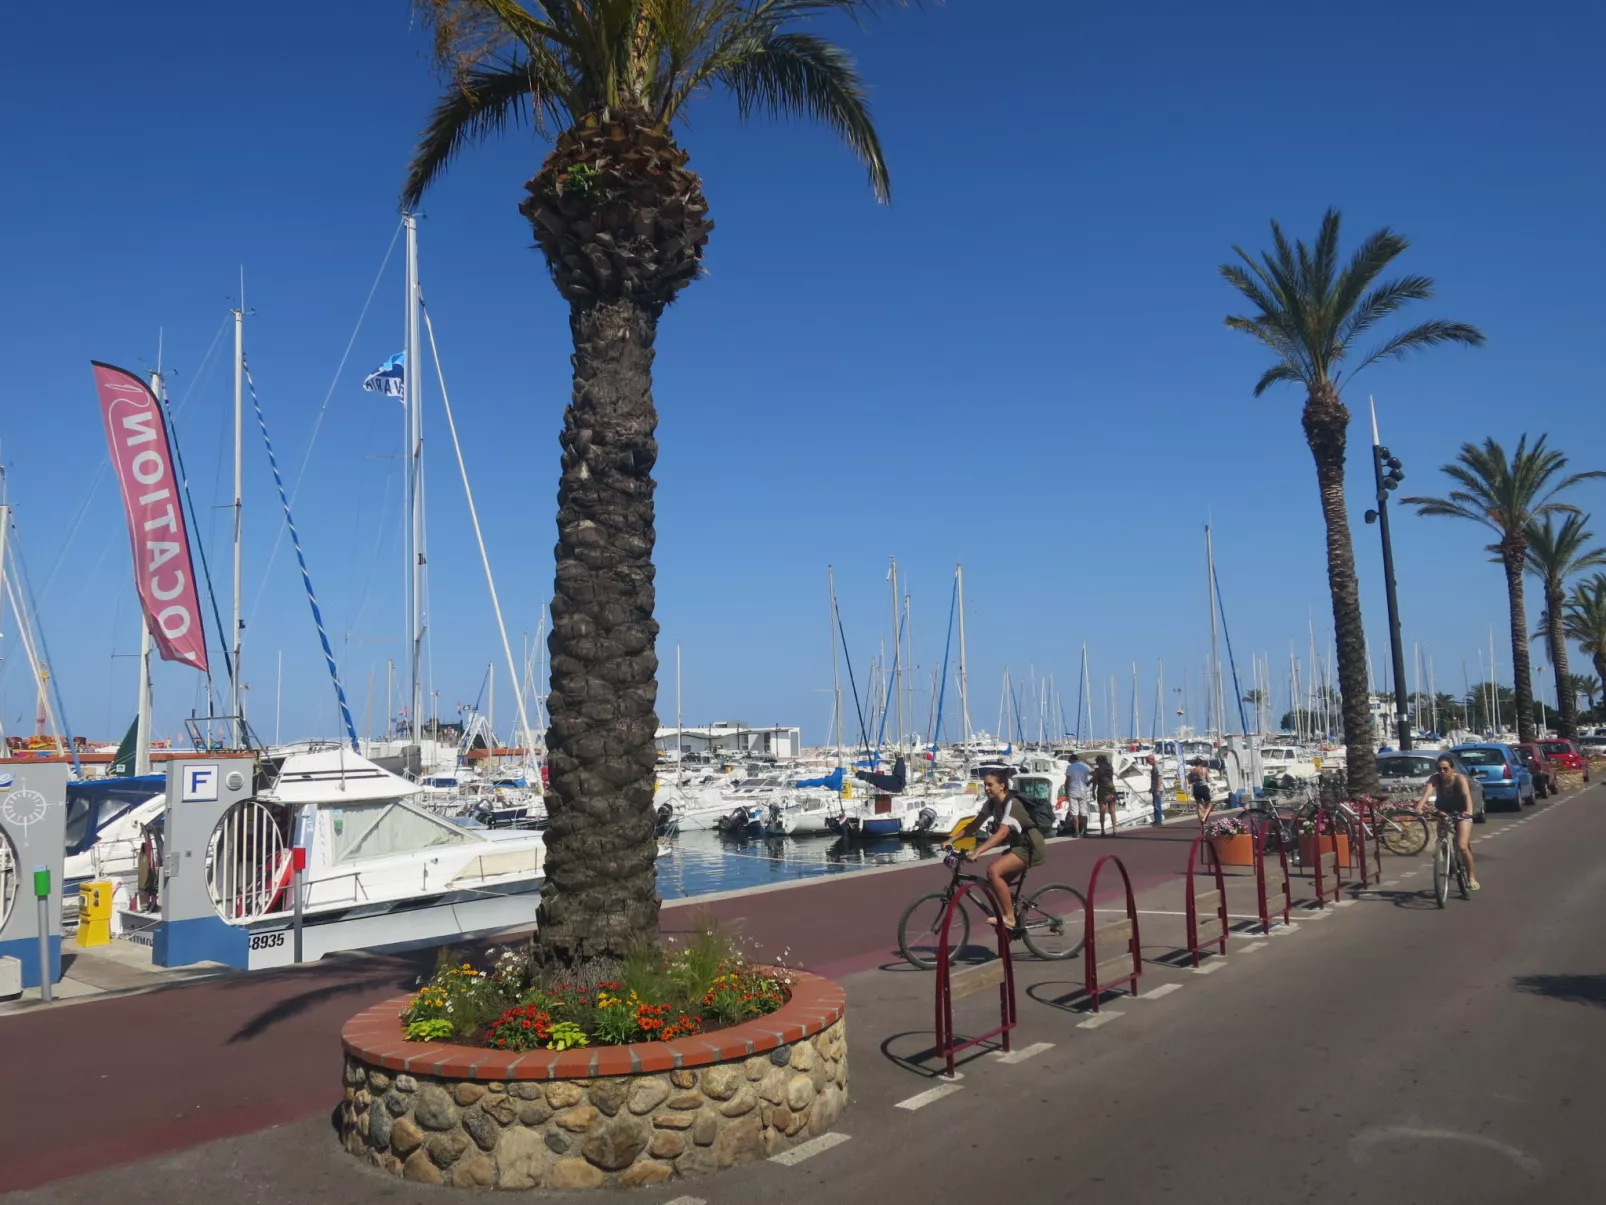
[[337, 967, 848, 1189]]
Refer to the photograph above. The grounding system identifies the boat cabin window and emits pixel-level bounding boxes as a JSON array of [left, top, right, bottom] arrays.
[[330, 802, 472, 862], [1014, 778, 1052, 806]]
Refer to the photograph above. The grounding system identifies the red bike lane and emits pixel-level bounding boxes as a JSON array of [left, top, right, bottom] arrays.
[[0, 825, 1193, 1193]]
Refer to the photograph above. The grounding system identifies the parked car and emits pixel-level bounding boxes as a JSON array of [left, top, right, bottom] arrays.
[[1376, 750, 1487, 822], [1513, 742, 1559, 797], [1576, 734, 1606, 758], [1536, 738, 1590, 783], [1450, 743, 1536, 811]]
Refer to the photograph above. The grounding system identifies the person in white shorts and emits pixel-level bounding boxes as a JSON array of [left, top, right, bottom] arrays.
[[1062, 753, 1093, 837]]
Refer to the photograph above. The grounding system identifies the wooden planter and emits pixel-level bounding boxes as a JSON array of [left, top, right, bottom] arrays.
[[1208, 834, 1255, 867], [1298, 833, 1352, 869]]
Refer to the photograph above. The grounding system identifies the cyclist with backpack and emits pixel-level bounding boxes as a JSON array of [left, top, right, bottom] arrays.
[[960, 767, 1047, 935]]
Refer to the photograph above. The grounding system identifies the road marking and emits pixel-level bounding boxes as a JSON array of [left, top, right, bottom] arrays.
[[1192, 960, 1228, 973], [1401, 870, 1420, 878], [1266, 923, 1300, 936], [770, 1132, 852, 1164], [1301, 908, 1332, 919], [1137, 910, 1264, 920], [895, 1084, 963, 1111], [1381, 880, 1399, 887], [1078, 1011, 1124, 1029], [665, 1197, 707, 1205], [1135, 982, 1184, 999], [1240, 942, 1267, 954], [1335, 898, 1356, 906], [995, 1041, 1055, 1064]]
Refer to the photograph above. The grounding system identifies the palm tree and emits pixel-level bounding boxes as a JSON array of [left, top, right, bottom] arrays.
[[1405, 436, 1605, 743], [1220, 209, 1484, 794], [400, 0, 907, 964], [1525, 514, 1606, 739], [1563, 576, 1606, 707], [1572, 672, 1602, 713]]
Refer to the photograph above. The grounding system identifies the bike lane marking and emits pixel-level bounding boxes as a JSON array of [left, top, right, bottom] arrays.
[[895, 1085, 964, 1111], [995, 1042, 1056, 1064], [1239, 942, 1267, 955], [1133, 982, 1184, 999], [1077, 1011, 1124, 1029], [770, 1132, 853, 1165]]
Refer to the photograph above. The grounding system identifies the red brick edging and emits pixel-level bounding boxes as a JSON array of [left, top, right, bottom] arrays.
[[341, 968, 846, 1082]]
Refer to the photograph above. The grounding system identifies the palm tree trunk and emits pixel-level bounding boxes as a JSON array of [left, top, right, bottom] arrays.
[[1545, 578, 1575, 738], [1501, 545, 1536, 744], [1302, 386, 1379, 796], [537, 296, 663, 964]]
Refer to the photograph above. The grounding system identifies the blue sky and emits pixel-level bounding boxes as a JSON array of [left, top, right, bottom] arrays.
[[1, 0, 1602, 748]]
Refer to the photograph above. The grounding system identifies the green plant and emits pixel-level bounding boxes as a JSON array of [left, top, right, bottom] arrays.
[[403, 1017, 454, 1042], [400, 950, 520, 1042], [592, 985, 641, 1045], [546, 1021, 589, 1051], [486, 1005, 554, 1051], [666, 919, 736, 1003]]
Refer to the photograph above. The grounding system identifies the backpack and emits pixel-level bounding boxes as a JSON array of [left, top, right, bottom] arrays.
[[1012, 789, 1055, 835]]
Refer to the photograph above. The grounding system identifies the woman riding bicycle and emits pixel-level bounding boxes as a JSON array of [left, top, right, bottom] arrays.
[[959, 768, 1046, 935], [1417, 754, 1480, 891]]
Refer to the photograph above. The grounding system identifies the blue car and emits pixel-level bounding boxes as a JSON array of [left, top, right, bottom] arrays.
[[1450, 743, 1537, 811]]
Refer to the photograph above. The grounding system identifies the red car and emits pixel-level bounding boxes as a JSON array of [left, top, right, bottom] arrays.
[[1537, 739, 1590, 782], [1514, 743, 1559, 797]]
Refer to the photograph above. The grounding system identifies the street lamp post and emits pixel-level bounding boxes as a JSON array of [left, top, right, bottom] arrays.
[[1365, 402, 1411, 751]]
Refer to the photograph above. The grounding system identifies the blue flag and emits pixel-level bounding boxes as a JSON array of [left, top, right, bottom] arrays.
[[363, 352, 405, 401]]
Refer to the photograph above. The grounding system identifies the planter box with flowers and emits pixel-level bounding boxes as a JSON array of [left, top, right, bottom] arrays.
[[1202, 815, 1255, 866], [337, 931, 848, 1189], [1297, 812, 1352, 869]]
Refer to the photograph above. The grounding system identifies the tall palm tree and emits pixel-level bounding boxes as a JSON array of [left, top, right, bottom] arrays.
[[1572, 672, 1602, 713], [401, 0, 907, 964], [1405, 436, 1605, 744], [1525, 513, 1606, 738], [1220, 208, 1484, 794], [1563, 576, 1606, 705]]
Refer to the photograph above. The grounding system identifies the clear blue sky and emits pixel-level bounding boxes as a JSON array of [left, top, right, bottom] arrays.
[[2, 0, 1602, 748]]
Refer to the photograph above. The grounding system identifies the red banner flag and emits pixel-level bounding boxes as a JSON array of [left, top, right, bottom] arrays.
[[91, 362, 210, 672]]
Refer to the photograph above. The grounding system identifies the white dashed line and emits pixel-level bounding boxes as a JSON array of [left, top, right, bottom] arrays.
[[1137, 982, 1184, 1000], [895, 1084, 963, 1111], [1192, 960, 1228, 973], [1335, 898, 1356, 906], [1240, 942, 1267, 954], [665, 1197, 707, 1205], [1381, 880, 1399, 887], [995, 1042, 1055, 1065], [770, 1132, 853, 1164], [1078, 1011, 1124, 1029], [1266, 923, 1301, 937]]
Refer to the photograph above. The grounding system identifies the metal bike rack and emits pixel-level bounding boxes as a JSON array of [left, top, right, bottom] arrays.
[[1083, 854, 1141, 1012], [1309, 805, 1350, 909], [1348, 801, 1383, 886], [1253, 817, 1291, 934], [934, 880, 1016, 1078], [1183, 831, 1229, 967]]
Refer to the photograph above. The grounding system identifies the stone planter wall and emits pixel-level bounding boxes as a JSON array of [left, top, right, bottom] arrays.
[[337, 969, 847, 1189]]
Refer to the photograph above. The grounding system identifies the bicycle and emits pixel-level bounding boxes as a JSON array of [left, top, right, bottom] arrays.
[[1431, 811, 1472, 907], [897, 847, 1087, 968]]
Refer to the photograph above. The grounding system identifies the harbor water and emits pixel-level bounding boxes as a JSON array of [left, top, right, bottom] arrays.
[[656, 828, 947, 902]]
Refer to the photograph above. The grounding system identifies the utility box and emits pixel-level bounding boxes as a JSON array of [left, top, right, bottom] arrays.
[[0, 955, 20, 999], [76, 881, 115, 947]]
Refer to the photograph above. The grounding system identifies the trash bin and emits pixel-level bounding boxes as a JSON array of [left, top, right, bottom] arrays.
[[76, 880, 114, 947]]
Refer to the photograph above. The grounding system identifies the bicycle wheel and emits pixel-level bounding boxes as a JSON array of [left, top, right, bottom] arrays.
[[1454, 852, 1470, 900], [1019, 884, 1088, 960], [1242, 808, 1285, 852], [1432, 834, 1450, 908], [898, 891, 971, 970], [1381, 814, 1429, 857]]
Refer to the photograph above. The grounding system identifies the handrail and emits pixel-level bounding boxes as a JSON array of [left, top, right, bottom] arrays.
[[1084, 854, 1141, 1012]]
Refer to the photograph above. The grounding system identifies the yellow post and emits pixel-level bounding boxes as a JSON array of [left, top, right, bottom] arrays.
[[76, 881, 115, 947]]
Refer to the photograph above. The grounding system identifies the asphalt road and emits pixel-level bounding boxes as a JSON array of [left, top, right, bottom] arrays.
[[7, 784, 1603, 1203]]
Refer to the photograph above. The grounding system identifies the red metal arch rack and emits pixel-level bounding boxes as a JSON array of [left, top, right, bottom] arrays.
[[934, 879, 1017, 1078], [1254, 817, 1291, 934], [1183, 831, 1229, 966], [1083, 854, 1142, 1012]]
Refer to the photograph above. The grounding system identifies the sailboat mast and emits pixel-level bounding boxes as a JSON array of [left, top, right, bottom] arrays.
[[404, 214, 426, 757], [889, 556, 901, 755], [134, 368, 163, 774], [828, 567, 843, 762], [955, 565, 971, 745], [675, 641, 684, 781], [231, 293, 245, 745], [1206, 525, 1222, 748]]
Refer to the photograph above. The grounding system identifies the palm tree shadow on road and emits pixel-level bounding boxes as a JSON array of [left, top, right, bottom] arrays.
[[1512, 973, 1606, 1009]]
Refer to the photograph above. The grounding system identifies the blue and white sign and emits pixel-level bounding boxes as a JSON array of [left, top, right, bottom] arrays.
[[181, 764, 220, 802]]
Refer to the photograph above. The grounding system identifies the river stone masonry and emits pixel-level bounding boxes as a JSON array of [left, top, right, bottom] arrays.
[[337, 969, 847, 1188]]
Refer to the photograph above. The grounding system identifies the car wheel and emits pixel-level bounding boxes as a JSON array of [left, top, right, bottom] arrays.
[[1472, 811, 1487, 824]]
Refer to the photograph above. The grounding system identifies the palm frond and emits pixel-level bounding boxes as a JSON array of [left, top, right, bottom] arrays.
[[1329, 227, 1410, 331], [402, 59, 570, 209], [1338, 274, 1433, 344], [1250, 361, 1304, 397], [1350, 319, 1487, 376], [707, 29, 889, 200]]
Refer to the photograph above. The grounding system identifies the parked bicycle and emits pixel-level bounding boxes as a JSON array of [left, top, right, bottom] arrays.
[[1431, 811, 1472, 907], [897, 847, 1087, 968]]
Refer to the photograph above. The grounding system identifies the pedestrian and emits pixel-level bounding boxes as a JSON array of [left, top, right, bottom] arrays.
[[1190, 759, 1214, 826], [1092, 754, 1117, 835], [1062, 753, 1092, 837], [1147, 754, 1165, 826]]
